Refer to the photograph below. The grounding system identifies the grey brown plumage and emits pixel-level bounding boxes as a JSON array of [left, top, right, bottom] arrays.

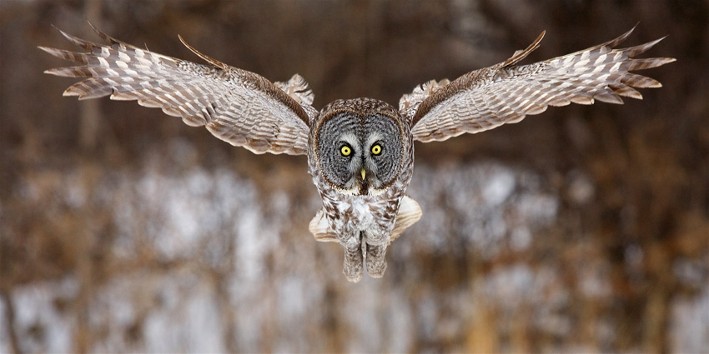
[[39, 24, 313, 155], [403, 26, 675, 142], [41, 25, 674, 282]]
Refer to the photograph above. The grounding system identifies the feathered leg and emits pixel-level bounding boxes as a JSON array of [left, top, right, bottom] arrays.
[[365, 243, 387, 278], [342, 233, 364, 282]]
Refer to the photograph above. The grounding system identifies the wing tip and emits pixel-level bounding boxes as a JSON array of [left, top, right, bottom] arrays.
[[618, 23, 639, 44], [44, 67, 68, 77], [38, 46, 66, 62], [37, 45, 53, 54]]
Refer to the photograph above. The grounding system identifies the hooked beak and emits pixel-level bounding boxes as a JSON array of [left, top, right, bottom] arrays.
[[357, 167, 370, 195]]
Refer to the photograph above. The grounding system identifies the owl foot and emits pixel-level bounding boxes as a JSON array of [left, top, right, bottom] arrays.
[[365, 243, 387, 278], [343, 244, 363, 283]]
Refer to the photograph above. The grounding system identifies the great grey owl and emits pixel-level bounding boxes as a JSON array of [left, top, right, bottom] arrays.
[[41, 25, 674, 282]]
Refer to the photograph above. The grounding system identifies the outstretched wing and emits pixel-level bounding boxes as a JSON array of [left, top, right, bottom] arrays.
[[40, 25, 316, 155], [403, 26, 676, 143]]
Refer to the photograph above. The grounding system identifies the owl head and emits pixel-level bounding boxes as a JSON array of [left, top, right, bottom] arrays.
[[310, 98, 409, 195]]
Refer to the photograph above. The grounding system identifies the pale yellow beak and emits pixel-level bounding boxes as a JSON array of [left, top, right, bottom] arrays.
[[360, 168, 366, 180]]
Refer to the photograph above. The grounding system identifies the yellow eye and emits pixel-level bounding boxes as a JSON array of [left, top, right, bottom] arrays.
[[340, 145, 352, 157], [371, 144, 382, 155]]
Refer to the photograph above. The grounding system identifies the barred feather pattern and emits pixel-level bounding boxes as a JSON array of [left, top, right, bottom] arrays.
[[40, 26, 314, 155], [407, 26, 676, 143]]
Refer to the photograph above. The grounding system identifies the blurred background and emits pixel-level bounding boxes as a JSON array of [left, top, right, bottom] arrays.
[[1, 0, 707, 352]]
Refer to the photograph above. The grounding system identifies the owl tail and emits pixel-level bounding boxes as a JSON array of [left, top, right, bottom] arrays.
[[308, 196, 422, 243]]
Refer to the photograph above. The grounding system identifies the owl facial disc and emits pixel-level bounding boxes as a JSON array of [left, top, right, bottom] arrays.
[[315, 109, 403, 195]]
